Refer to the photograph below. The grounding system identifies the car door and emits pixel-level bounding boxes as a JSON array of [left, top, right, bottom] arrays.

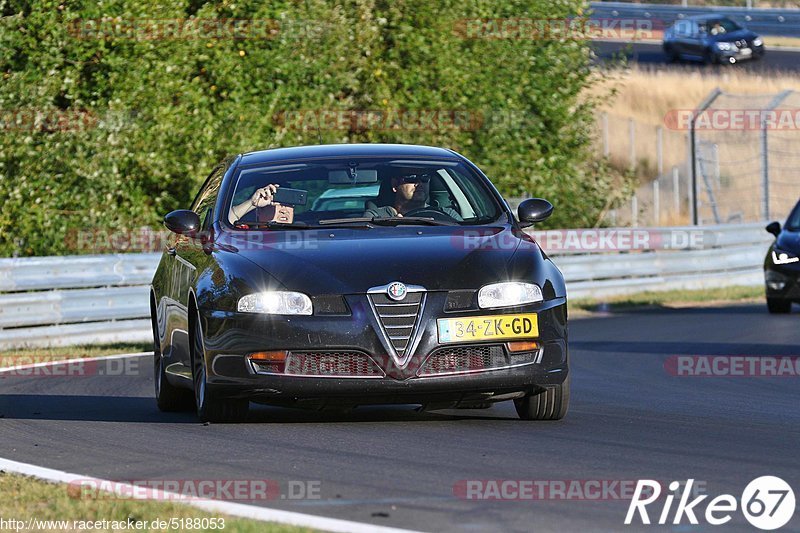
[[168, 164, 226, 369], [672, 20, 692, 57]]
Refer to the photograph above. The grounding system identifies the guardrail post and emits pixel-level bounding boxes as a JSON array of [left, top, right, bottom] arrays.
[[631, 195, 639, 227]]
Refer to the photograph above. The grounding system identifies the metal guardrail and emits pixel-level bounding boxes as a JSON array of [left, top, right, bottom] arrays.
[[0, 223, 773, 349], [590, 2, 800, 37]]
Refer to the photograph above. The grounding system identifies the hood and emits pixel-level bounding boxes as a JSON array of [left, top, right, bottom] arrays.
[[776, 230, 800, 253], [217, 226, 527, 295], [709, 29, 757, 43]]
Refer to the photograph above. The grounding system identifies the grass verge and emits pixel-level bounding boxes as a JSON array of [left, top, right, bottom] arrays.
[[571, 285, 763, 316], [0, 471, 313, 533]]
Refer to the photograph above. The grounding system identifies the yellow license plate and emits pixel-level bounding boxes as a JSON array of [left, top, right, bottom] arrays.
[[437, 313, 538, 344]]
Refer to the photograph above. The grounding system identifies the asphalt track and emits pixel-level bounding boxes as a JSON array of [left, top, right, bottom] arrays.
[[1, 304, 799, 532], [593, 40, 800, 73]]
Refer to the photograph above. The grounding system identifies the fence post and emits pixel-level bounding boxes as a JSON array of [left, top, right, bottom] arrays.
[[760, 90, 792, 221], [672, 166, 680, 217], [653, 179, 660, 226], [632, 195, 638, 227], [690, 88, 722, 225], [657, 126, 663, 176]]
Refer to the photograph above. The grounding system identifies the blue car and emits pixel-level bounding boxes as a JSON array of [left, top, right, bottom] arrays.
[[663, 16, 764, 65]]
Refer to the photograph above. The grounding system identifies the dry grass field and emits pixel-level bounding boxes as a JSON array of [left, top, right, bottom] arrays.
[[588, 66, 800, 224]]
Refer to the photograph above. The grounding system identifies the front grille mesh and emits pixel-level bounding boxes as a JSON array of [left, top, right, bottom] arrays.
[[368, 292, 423, 357], [418, 345, 508, 376], [285, 351, 383, 377]]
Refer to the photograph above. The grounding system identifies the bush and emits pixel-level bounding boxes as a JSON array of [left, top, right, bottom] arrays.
[[0, 0, 629, 256]]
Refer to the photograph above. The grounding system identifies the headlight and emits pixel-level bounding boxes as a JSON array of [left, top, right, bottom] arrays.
[[238, 291, 313, 315], [753, 37, 763, 47], [772, 249, 799, 265], [478, 282, 543, 309], [716, 42, 733, 51]]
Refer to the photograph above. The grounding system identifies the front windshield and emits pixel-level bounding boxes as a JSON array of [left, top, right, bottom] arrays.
[[701, 18, 742, 35], [226, 157, 503, 228], [786, 202, 800, 231]]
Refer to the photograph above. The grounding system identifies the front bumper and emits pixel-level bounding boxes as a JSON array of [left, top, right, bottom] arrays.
[[716, 45, 764, 62], [194, 294, 568, 406], [765, 265, 800, 301]]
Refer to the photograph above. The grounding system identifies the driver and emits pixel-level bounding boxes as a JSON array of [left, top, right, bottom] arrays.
[[364, 171, 462, 220]]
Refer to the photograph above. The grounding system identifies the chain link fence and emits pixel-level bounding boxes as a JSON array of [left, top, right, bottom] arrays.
[[594, 89, 800, 228]]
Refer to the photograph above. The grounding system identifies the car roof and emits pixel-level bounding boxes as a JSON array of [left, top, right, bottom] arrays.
[[682, 15, 733, 22], [239, 143, 460, 166]]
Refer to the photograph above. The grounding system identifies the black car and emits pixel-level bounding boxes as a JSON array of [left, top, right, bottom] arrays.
[[663, 15, 764, 64], [765, 201, 800, 313], [150, 144, 569, 422]]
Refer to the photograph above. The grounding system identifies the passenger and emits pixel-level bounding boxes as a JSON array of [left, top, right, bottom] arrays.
[[229, 184, 294, 224]]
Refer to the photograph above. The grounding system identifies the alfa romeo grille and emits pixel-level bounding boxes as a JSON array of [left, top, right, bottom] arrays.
[[285, 351, 384, 377], [368, 291, 424, 358]]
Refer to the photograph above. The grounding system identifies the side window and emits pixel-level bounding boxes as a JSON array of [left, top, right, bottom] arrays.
[[675, 21, 689, 37], [191, 165, 225, 230], [690, 22, 700, 37]]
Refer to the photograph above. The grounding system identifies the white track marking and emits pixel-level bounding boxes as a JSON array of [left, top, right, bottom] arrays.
[[0, 353, 425, 533]]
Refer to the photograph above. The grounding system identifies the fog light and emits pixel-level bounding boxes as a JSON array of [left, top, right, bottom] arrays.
[[506, 341, 540, 353], [766, 271, 789, 291], [248, 351, 287, 373]]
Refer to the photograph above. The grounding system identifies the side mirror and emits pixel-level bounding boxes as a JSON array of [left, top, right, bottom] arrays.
[[517, 198, 554, 228], [766, 221, 782, 237], [164, 210, 201, 236]]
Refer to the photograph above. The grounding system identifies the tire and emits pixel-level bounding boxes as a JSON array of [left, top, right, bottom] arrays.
[[767, 298, 791, 314], [663, 45, 678, 63], [151, 298, 193, 412], [514, 374, 570, 421], [190, 305, 249, 423], [704, 49, 718, 65]]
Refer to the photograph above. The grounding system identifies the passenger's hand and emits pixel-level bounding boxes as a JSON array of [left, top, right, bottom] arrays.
[[251, 184, 278, 208]]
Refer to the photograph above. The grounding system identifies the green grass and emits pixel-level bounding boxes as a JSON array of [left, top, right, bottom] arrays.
[[571, 285, 763, 314], [0, 343, 152, 368], [0, 472, 315, 533]]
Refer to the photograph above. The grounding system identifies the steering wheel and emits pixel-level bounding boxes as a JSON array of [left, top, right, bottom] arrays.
[[402, 207, 457, 221]]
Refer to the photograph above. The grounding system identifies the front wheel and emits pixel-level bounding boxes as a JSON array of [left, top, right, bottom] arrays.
[[514, 375, 570, 420], [191, 308, 249, 423], [152, 302, 193, 412], [663, 45, 678, 63], [767, 298, 791, 314]]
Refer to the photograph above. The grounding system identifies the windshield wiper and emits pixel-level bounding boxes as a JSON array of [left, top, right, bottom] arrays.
[[316, 218, 375, 228], [234, 221, 310, 230], [370, 216, 458, 227]]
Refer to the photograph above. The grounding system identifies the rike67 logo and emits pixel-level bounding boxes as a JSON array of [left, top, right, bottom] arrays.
[[626, 477, 795, 530]]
